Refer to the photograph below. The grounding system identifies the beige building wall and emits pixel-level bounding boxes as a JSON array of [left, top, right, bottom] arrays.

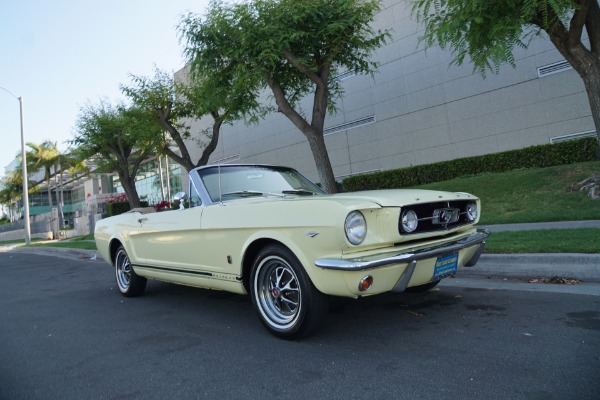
[[176, 0, 593, 183]]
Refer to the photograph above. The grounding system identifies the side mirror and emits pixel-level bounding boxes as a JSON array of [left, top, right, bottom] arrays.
[[172, 192, 189, 210]]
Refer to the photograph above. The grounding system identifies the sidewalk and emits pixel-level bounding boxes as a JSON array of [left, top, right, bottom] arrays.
[[469, 220, 600, 283], [462, 253, 600, 283], [480, 219, 600, 232], [0, 244, 98, 261]]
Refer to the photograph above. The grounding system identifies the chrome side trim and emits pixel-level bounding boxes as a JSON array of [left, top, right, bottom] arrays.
[[315, 229, 490, 271]]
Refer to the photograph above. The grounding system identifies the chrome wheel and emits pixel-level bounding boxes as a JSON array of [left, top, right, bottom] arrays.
[[254, 255, 302, 330], [115, 247, 132, 293], [114, 245, 146, 297], [250, 244, 329, 339]]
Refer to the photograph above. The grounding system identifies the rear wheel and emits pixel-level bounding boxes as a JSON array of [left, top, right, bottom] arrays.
[[250, 244, 328, 339], [114, 245, 146, 297]]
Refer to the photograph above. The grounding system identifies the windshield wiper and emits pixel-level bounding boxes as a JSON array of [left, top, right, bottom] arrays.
[[222, 190, 285, 198], [281, 189, 318, 196]]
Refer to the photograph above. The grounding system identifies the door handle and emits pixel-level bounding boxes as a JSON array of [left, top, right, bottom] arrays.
[[137, 218, 148, 224]]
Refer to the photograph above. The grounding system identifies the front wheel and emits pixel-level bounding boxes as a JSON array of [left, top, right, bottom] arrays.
[[250, 244, 328, 339], [114, 245, 147, 297]]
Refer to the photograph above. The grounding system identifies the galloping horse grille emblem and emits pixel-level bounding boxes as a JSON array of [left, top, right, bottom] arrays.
[[432, 208, 460, 227]]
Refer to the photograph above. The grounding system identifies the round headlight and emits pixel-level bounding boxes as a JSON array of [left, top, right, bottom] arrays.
[[466, 202, 478, 221], [345, 211, 367, 245], [401, 209, 418, 232]]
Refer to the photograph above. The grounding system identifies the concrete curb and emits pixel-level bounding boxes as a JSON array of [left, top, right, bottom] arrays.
[[461, 253, 600, 283], [5, 246, 98, 261], [4, 245, 599, 283]]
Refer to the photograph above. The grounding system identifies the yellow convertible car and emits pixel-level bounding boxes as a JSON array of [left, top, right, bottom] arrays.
[[95, 164, 489, 339]]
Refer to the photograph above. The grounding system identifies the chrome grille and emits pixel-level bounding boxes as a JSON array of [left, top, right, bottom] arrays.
[[399, 200, 474, 234]]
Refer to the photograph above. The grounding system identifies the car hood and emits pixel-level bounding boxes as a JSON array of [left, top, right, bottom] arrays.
[[226, 189, 477, 208], [326, 189, 477, 207]]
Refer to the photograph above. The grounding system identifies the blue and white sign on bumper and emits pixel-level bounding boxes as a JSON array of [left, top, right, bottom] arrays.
[[434, 253, 458, 279]]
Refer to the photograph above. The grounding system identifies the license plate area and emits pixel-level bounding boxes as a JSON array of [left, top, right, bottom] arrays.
[[433, 253, 458, 279]]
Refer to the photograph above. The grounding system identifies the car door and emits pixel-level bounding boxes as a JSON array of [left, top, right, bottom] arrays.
[[128, 206, 205, 270]]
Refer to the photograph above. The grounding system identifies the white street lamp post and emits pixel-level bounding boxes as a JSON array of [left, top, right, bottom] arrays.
[[1, 86, 31, 244]]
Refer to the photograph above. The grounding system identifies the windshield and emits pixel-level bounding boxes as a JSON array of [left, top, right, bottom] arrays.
[[197, 165, 326, 203]]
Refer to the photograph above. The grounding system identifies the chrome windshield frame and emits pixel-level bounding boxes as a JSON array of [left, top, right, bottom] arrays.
[[190, 164, 326, 206]]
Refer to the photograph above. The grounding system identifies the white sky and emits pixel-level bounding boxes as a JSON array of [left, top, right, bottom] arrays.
[[0, 0, 211, 176]]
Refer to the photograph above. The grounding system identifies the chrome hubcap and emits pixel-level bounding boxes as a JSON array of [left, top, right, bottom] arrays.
[[255, 256, 301, 328], [115, 249, 131, 291]]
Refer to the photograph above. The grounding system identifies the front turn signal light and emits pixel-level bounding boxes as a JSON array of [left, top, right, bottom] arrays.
[[358, 275, 373, 292]]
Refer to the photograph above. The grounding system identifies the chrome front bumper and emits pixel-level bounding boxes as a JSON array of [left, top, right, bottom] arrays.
[[315, 228, 490, 271]]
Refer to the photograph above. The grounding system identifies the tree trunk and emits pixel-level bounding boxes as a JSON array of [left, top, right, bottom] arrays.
[[157, 111, 196, 172], [267, 77, 339, 193], [581, 70, 600, 156], [121, 178, 140, 209], [45, 175, 53, 214], [118, 172, 141, 208], [165, 156, 172, 200], [54, 172, 64, 229], [560, 47, 600, 156], [196, 114, 223, 167], [305, 131, 338, 194], [538, 1, 600, 155], [59, 162, 65, 225], [157, 115, 222, 172], [45, 175, 58, 239], [158, 156, 165, 202]]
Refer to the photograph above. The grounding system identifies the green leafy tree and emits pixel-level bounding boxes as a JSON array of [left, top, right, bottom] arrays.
[[0, 175, 20, 222], [179, 0, 389, 193], [122, 67, 262, 172], [71, 101, 163, 208], [63, 148, 90, 183], [0, 165, 39, 223], [412, 0, 600, 154]]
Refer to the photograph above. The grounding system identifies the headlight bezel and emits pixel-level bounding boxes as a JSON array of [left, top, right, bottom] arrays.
[[466, 202, 478, 222], [344, 210, 367, 245], [401, 209, 419, 233]]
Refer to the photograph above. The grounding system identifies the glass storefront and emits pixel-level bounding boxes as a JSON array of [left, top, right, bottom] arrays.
[[18, 157, 182, 224], [113, 158, 183, 205]]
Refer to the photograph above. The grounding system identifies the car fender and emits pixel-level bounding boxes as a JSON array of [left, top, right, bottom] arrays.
[[239, 227, 344, 295]]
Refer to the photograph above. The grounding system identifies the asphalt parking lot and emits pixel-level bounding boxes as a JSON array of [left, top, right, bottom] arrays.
[[1, 250, 599, 400]]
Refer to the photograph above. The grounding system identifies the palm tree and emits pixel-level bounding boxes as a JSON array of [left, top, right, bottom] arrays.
[[62, 150, 90, 217], [63, 147, 90, 186], [27, 141, 61, 232]]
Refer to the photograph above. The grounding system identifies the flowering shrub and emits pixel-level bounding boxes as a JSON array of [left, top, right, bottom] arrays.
[[104, 193, 150, 216], [154, 200, 172, 212], [106, 193, 128, 203]]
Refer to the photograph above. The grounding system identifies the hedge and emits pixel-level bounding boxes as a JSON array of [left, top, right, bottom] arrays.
[[106, 201, 149, 217], [342, 137, 598, 191]]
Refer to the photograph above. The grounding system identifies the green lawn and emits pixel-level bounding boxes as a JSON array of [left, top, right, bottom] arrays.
[[415, 161, 600, 253], [1, 162, 598, 253], [415, 161, 600, 225], [0, 235, 95, 250], [485, 228, 600, 254], [0, 237, 44, 245]]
